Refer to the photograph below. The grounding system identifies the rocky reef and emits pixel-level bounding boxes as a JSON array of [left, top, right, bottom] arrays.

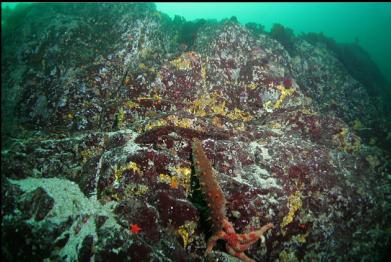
[[2, 3, 391, 261]]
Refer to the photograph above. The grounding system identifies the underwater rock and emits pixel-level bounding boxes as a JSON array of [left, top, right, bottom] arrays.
[[1, 2, 390, 262]]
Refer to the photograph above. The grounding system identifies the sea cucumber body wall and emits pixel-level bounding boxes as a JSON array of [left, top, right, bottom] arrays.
[[192, 139, 226, 232]]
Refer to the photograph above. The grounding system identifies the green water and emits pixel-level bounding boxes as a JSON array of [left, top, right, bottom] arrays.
[[2, 2, 391, 84]]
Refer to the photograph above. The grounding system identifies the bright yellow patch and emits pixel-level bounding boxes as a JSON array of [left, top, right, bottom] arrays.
[[274, 84, 295, 109], [127, 162, 141, 174], [188, 92, 226, 117], [115, 161, 143, 183], [159, 173, 179, 189], [159, 173, 171, 183], [211, 100, 227, 115], [177, 221, 197, 248], [117, 107, 125, 128], [291, 231, 309, 244], [281, 190, 302, 233], [124, 100, 140, 109], [145, 119, 168, 130], [166, 115, 193, 129], [66, 112, 74, 120], [114, 165, 123, 183], [170, 55, 192, 70], [174, 167, 192, 187], [247, 83, 257, 90], [263, 100, 274, 112], [227, 108, 253, 122], [137, 94, 162, 103], [297, 232, 309, 243], [144, 114, 195, 131], [124, 184, 149, 196], [201, 62, 207, 80], [161, 166, 193, 195], [188, 92, 253, 124], [300, 108, 317, 115]]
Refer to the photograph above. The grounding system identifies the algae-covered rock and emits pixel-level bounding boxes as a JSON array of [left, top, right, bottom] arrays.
[[2, 3, 390, 261]]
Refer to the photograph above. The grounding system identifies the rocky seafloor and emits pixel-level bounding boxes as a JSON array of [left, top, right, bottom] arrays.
[[1, 3, 391, 261]]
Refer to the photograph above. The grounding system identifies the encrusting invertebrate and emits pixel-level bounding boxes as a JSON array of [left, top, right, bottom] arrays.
[[192, 138, 274, 262]]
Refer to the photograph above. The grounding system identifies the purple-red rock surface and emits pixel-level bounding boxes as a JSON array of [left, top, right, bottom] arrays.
[[2, 3, 391, 262]]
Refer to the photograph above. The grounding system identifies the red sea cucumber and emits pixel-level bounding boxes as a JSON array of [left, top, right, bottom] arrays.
[[191, 138, 274, 262], [191, 138, 226, 232]]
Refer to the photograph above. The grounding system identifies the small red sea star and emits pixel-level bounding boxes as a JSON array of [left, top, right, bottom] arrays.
[[130, 224, 142, 234]]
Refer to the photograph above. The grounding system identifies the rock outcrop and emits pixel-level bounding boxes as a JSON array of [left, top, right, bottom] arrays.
[[2, 3, 390, 261]]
